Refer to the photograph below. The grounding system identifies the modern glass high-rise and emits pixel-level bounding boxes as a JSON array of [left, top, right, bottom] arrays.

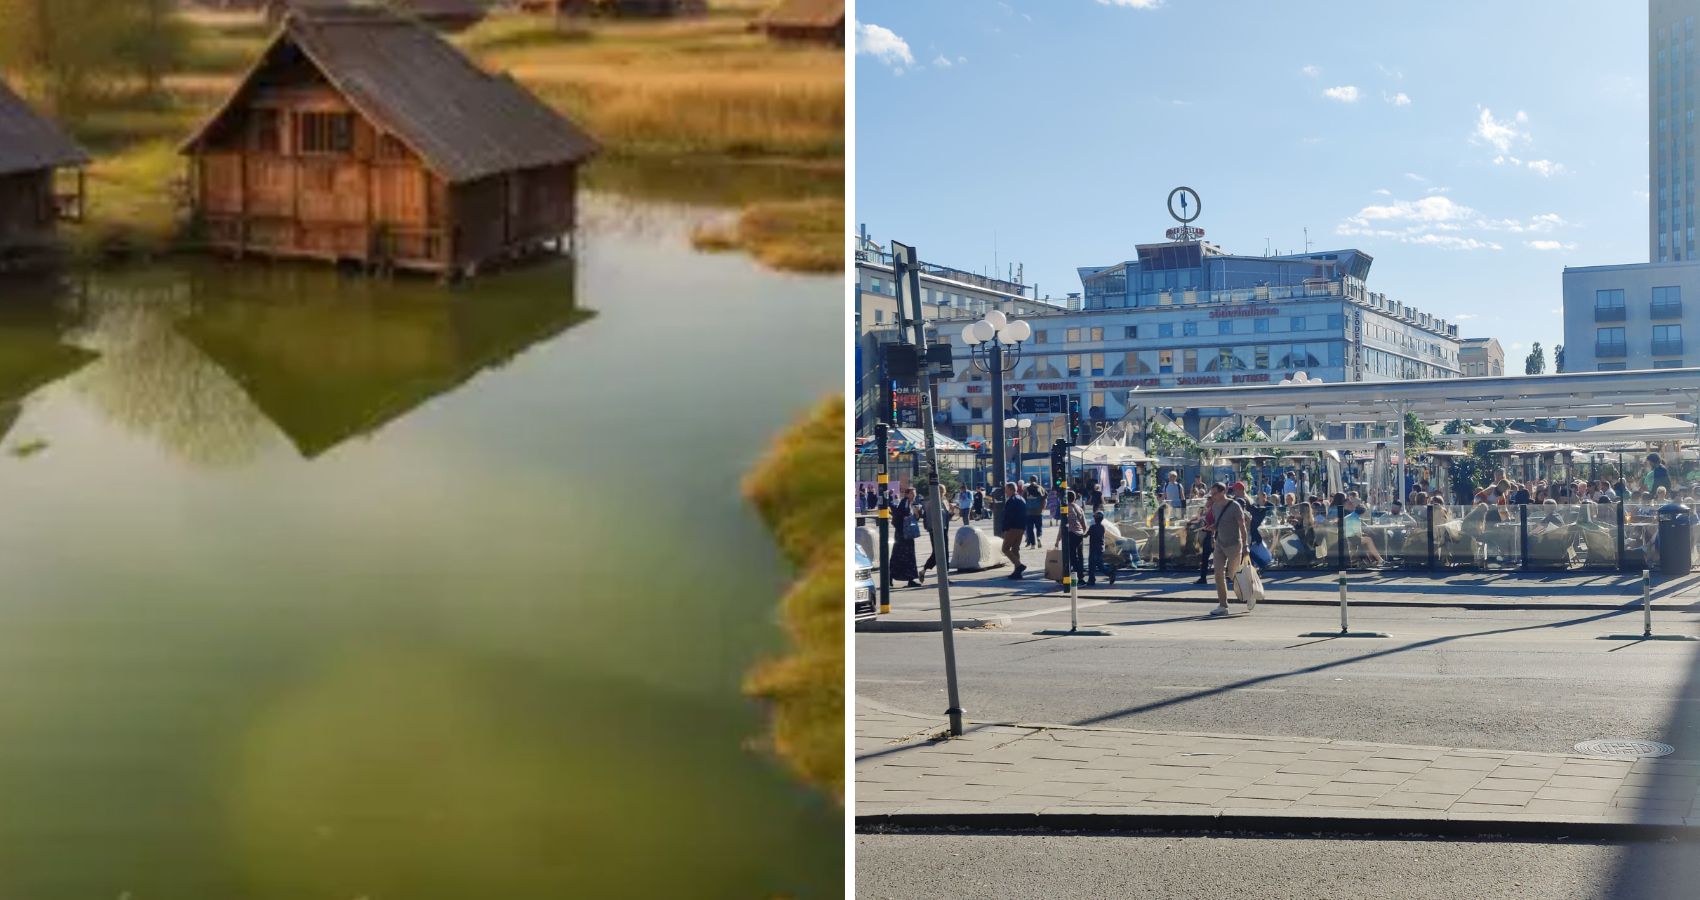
[[1651, 0, 1700, 262]]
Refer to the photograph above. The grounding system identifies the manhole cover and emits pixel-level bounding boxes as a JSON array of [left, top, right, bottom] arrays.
[[1573, 739, 1675, 759]]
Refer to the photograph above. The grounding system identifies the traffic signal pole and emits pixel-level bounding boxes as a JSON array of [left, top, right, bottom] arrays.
[[892, 241, 965, 738]]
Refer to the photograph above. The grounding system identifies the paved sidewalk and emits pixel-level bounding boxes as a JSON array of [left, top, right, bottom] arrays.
[[856, 702, 1700, 837]]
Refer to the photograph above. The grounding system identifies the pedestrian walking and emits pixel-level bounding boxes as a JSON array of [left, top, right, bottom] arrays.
[[1053, 490, 1087, 586], [1210, 482, 1251, 616], [1023, 476, 1046, 547], [972, 488, 986, 522], [1086, 510, 1116, 586], [999, 482, 1029, 578], [1193, 484, 1222, 586], [890, 487, 922, 587], [956, 485, 974, 525]]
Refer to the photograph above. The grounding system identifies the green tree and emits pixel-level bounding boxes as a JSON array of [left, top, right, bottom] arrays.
[[0, 0, 186, 116], [1524, 342, 1545, 375], [1403, 411, 1434, 450], [1554, 344, 1565, 373]]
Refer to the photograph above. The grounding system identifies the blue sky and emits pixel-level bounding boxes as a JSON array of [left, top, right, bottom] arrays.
[[854, 0, 1650, 367]]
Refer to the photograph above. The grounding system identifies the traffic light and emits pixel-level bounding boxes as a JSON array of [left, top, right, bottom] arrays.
[[1050, 439, 1068, 491], [1067, 399, 1082, 445]]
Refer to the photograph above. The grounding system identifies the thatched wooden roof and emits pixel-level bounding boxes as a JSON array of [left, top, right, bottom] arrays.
[[0, 77, 89, 177], [764, 0, 843, 27], [183, 3, 598, 184]]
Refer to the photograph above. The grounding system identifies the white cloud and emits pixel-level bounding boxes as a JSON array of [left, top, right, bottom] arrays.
[[1525, 159, 1567, 177], [1473, 107, 1530, 154], [856, 23, 913, 69], [1525, 240, 1578, 251], [1373, 188, 1393, 196], [1385, 91, 1412, 107], [1404, 172, 1427, 182], [1337, 194, 1571, 252], [1323, 85, 1361, 103], [932, 54, 952, 68], [1301, 64, 1320, 77], [1377, 63, 1405, 81], [1098, 0, 1163, 7]]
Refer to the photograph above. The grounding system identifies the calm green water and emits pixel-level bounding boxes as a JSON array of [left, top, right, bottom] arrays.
[[0, 193, 842, 898]]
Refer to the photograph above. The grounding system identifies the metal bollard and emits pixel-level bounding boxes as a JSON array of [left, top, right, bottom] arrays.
[[1599, 567, 1699, 641], [1300, 570, 1389, 639]]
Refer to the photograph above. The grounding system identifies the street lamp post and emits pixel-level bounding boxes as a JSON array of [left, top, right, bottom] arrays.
[[963, 311, 1031, 502]]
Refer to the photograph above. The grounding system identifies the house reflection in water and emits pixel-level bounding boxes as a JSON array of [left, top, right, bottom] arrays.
[[0, 282, 98, 448], [14, 260, 591, 462]]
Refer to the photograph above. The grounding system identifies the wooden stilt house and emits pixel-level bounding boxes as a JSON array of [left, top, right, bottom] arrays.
[[759, 0, 844, 46], [0, 78, 89, 266], [181, 3, 598, 277]]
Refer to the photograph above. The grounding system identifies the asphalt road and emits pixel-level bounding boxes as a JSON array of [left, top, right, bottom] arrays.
[[855, 833, 1698, 900], [856, 600, 1700, 754]]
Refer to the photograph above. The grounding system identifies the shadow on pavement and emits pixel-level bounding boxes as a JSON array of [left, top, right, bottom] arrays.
[[1071, 607, 1636, 728], [1607, 607, 1700, 899]]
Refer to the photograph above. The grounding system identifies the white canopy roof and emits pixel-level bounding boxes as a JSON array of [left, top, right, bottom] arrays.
[[1124, 368, 1700, 422]]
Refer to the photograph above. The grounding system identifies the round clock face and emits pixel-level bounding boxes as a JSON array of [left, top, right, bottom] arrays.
[[1168, 186, 1202, 224]]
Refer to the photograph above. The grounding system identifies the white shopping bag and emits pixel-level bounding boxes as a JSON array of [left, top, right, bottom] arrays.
[[1234, 560, 1264, 610]]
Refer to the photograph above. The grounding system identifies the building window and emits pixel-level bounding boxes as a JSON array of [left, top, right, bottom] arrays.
[[297, 111, 355, 155], [870, 278, 883, 294], [1599, 362, 1628, 371], [1654, 359, 1684, 368], [1254, 318, 1269, 334], [376, 134, 409, 161], [1067, 354, 1082, 376], [1033, 329, 1047, 344], [1653, 324, 1683, 350], [1067, 328, 1081, 342], [1218, 320, 1233, 335], [1124, 326, 1138, 339], [1182, 349, 1197, 373], [1218, 347, 1236, 370], [1328, 314, 1345, 329], [1183, 321, 1198, 337], [1158, 350, 1173, 374], [252, 108, 282, 152], [874, 309, 883, 324], [1090, 353, 1105, 376], [1291, 316, 1307, 332], [1090, 327, 1104, 341], [1254, 345, 1269, 369], [1158, 323, 1174, 338]]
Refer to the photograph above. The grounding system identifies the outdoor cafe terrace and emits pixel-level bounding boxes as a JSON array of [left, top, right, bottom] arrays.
[[1089, 368, 1700, 575]]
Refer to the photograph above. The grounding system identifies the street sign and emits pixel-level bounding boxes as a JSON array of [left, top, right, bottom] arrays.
[[1012, 394, 1068, 415]]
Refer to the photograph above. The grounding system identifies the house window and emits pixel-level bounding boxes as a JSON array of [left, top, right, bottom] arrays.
[[1067, 354, 1082, 376], [376, 134, 409, 161], [297, 111, 355, 155], [1090, 353, 1105, 376], [1158, 350, 1173, 373], [1124, 326, 1138, 339], [1090, 327, 1104, 341], [252, 108, 281, 153], [1653, 323, 1683, 343], [1594, 289, 1625, 309], [1182, 320, 1198, 336], [1067, 328, 1081, 342], [1034, 329, 1047, 344], [1182, 349, 1197, 372]]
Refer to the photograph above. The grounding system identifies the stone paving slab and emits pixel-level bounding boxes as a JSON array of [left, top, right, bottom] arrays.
[[855, 703, 1700, 836]]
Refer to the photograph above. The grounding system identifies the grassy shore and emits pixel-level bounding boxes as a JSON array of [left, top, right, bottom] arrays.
[[43, 4, 843, 271], [742, 395, 845, 801]]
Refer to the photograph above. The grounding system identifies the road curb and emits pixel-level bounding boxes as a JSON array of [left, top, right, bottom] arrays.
[[855, 809, 1698, 841], [856, 614, 1012, 633]]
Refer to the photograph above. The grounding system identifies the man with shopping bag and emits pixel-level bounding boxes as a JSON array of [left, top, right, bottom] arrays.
[[1210, 482, 1260, 616]]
